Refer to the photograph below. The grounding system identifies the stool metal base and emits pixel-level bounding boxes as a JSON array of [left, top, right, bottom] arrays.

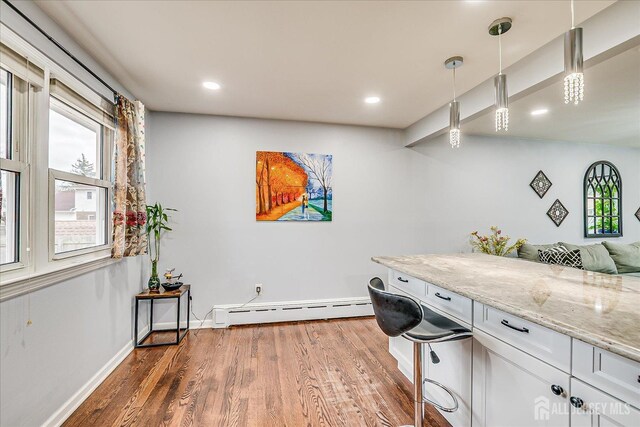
[[413, 341, 424, 426], [408, 341, 461, 427], [423, 378, 459, 413]]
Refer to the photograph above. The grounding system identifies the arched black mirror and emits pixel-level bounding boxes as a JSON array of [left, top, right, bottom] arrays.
[[584, 161, 622, 238]]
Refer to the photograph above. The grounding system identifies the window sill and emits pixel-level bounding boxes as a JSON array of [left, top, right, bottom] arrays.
[[0, 255, 120, 302]]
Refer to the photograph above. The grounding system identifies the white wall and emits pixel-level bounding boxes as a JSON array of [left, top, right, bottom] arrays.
[[147, 115, 640, 324], [411, 134, 640, 251], [0, 3, 145, 426], [0, 258, 144, 427], [146, 113, 430, 320]]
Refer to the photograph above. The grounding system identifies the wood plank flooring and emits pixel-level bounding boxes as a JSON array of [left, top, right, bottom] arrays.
[[63, 317, 449, 427]]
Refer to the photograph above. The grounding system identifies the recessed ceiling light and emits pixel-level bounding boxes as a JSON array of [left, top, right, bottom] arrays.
[[365, 96, 381, 104], [203, 81, 221, 90], [531, 108, 549, 116]]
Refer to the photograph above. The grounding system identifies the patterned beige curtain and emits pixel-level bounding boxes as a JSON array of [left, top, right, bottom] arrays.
[[111, 95, 147, 258]]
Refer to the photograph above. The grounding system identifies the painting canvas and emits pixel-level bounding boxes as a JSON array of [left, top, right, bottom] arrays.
[[256, 151, 332, 221]]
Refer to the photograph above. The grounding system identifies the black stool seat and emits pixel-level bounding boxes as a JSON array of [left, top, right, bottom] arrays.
[[367, 276, 471, 344], [403, 306, 471, 343], [368, 276, 473, 424]]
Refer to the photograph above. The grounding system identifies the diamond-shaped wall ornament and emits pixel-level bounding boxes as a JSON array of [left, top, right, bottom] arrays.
[[547, 199, 569, 227], [530, 170, 552, 198], [636, 207, 640, 222]]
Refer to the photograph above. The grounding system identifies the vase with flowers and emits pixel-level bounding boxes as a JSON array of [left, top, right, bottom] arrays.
[[470, 226, 526, 257], [146, 203, 176, 291]]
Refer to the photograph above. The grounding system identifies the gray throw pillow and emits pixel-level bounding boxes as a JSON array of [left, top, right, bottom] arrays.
[[560, 242, 618, 274], [518, 243, 560, 262], [602, 241, 640, 274]]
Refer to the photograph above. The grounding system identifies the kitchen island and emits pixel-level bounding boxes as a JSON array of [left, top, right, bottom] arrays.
[[372, 253, 640, 427]]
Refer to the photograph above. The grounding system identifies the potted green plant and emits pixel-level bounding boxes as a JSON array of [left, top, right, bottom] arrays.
[[470, 226, 526, 257], [146, 203, 176, 291]]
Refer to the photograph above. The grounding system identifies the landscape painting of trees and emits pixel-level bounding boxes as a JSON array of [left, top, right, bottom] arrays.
[[256, 151, 332, 221]]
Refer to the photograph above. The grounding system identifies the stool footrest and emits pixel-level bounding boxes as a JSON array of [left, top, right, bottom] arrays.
[[422, 378, 459, 413]]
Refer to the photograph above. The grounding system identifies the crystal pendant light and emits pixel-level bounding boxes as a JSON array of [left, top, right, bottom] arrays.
[[489, 18, 512, 132], [445, 56, 463, 148], [495, 73, 508, 131], [564, 0, 584, 105]]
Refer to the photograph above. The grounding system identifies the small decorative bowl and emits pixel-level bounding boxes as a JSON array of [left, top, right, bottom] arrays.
[[161, 281, 183, 291]]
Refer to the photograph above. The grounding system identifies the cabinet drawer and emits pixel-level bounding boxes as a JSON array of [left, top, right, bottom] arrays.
[[425, 282, 472, 325], [472, 329, 570, 427], [473, 302, 571, 372], [389, 270, 426, 298], [572, 340, 640, 408], [570, 378, 640, 427]]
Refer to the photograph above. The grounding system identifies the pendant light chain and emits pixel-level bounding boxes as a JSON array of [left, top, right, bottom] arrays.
[[452, 66, 456, 101], [498, 25, 503, 74], [571, 0, 575, 29]]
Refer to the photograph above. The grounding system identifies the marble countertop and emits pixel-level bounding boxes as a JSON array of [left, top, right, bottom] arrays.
[[372, 253, 640, 363]]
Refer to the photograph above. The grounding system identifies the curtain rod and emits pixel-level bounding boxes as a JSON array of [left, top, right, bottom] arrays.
[[2, 0, 118, 99]]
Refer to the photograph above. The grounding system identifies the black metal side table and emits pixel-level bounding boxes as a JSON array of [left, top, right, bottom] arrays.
[[134, 284, 191, 348]]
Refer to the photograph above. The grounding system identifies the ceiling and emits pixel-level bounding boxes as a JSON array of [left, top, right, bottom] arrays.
[[464, 45, 640, 147], [34, 0, 614, 128]]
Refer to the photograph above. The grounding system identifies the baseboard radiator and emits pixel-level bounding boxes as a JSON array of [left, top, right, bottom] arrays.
[[213, 297, 373, 328]]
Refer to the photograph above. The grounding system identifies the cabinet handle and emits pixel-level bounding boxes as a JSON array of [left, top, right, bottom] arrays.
[[434, 292, 451, 301], [501, 319, 529, 333], [570, 396, 584, 409], [550, 385, 564, 396], [397, 277, 409, 283]]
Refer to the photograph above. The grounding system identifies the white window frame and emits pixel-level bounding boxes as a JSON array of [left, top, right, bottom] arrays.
[[48, 169, 111, 260], [0, 66, 31, 274], [48, 97, 112, 259], [0, 25, 120, 301], [48, 97, 103, 178]]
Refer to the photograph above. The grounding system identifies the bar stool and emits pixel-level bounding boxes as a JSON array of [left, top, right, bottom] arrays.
[[368, 277, 472, 427]]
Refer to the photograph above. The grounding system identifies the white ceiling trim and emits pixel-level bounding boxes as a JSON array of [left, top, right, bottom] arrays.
[[404, 1, 640, 147]]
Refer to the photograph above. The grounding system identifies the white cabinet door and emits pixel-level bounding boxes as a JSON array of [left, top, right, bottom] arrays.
[[472, 329, 571, 427], [570, 378, 640, 427], [572, 340, 640, 409], [425, 333, 473, 427], [389, 334, 414, 380]]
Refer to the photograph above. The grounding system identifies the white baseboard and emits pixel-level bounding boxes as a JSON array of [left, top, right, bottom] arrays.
[[42, 302, 359, 426], [44, 316, 212, 427], [43, 341, 134, 427], [213, 297, 373, 328], [42, 315, 213, 427], [146, 318, 214, 331]]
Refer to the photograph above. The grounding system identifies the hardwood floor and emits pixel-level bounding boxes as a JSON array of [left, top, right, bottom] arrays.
[[64, 317, 449, 427]]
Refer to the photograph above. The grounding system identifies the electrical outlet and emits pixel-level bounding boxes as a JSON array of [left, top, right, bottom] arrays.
[[255, 284, 263, 294]]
